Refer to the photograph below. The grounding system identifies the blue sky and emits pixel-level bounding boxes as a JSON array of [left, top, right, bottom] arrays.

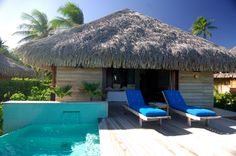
[[0, 0, 236, 49]]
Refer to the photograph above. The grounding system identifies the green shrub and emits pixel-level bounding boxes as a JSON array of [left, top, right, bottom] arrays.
[[0, 79, 51, 101], [10, 92, 27, 100], [0, 78, 72, 102], [214, 92, 236, 112], [27, 86, 52, 101]]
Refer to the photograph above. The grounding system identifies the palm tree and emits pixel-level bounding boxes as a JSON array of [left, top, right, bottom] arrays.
[[0, 38, 8, 53], [0, 38, 6, 49], [50, 2, 84, 29], [13, 9, 51, 43], [191, 16, 217, 39]]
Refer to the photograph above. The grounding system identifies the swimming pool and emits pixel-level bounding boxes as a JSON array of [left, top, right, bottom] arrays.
[[0, 124, 100, 156]]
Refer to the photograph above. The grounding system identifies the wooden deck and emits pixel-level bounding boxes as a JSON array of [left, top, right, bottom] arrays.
[[99, 105, 236, 156]]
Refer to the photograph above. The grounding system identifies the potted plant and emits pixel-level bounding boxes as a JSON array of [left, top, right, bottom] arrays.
[[53, 85, 72, 101], [82, 81, 103, 101]]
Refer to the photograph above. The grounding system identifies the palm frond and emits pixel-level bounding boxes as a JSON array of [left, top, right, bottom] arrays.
[[206, 30, 212, 38], [32, 9, 49, 30], [208, 25, 217, 29], [51, 2, 84, 29], [191, 16, 216, 39], [12, 30, 32, 36], [59, 3, 83, 25], [21, 12, 41, 27], [17, 23, 34, 30], [17, 34, 38, 43], [14, 9, 50, 43], [50, 17, 72, 28]]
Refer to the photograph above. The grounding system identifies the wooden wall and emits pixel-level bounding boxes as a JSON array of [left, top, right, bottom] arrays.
[[56, 67, 102, 101], [0, 73, 10, 80], [214, 78, 230, 94], [179, 71, 213, 107], [230, 79, 236, 88], [214, 78, 236, 94]]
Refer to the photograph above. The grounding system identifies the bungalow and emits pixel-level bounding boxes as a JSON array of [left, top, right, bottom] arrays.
[[214, 47, 236, 94], [0, 54, 33, 79], [17, 9, 236, 108], [214, 73, 236, 94]]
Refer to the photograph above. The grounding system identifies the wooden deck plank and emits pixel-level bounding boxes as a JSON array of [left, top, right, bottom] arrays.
[[99, 105, 236, 156]]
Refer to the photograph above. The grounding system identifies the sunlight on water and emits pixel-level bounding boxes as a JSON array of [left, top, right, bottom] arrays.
[[0, 124, 100, 156], [71, 133, 100, 156]]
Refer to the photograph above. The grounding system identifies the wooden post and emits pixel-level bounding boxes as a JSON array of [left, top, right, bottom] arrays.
[[170, 70, 179, 90], [139, 118, 143, 127], [187, 118, 192, 126], [51, 65, 56, 101], [102, 68, 107, 100], [205, 119, 209, 126], [175, 70, 179, 90]]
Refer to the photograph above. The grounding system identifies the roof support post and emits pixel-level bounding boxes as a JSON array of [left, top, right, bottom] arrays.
[[50, 65, 56, 101]]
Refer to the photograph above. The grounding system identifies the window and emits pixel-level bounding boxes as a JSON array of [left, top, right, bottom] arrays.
[[106, 68, 135, 89]]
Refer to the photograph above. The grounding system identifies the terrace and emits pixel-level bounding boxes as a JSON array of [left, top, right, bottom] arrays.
[[1, 1, 236, 156], [99, 105, 236, 156]]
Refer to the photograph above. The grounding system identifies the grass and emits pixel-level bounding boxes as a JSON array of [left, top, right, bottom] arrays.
[[0, 104, 2, 135]]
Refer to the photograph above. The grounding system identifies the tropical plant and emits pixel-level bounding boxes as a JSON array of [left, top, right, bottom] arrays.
[[0, 38, 8, 54], [191, 16, 217, 39], [0, 79, 50, 101], [214, 92, 236, 112], [82, 82, 102, 101], [53, 85, 72, 100], [10, 92, 27, 100], [13, 9, 51, 43], [50, 2, 84, 29], [28, 86, 52, 101]]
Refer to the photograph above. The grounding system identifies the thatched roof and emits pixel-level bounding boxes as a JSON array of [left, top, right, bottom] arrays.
[[230, 46, 236, 55], [0, 54, 34, 78], [214, 47, 236, 78], [214, 73, 236, 79], [17, 9, 236, 72]]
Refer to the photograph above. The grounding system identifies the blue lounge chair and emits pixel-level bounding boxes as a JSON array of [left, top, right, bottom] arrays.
[[124, 90, 170, 127], [162, 90, 221, 126]]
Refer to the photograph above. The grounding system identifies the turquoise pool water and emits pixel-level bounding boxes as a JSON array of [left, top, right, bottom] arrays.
[[0, 124, 100, 156]]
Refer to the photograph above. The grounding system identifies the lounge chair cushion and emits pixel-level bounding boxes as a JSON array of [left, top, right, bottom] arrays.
[[163, 90, 216, 117], [126, 90, 167, 117], [131, 104, 167, 117], [185, 106, 216, 117]]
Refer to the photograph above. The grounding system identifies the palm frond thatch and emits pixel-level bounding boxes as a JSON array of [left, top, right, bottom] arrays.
[[230, 46, 236, 55], [0, 54, 34, 78], [17, 9, 236, 72], [214, 73, 236, 79]]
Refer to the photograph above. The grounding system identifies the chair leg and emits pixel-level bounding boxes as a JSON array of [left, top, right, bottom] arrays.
[[123, 107, 127, 115], [139, 118, 143, 127], [159, 119, 162, 125], [187, 118, 191, 126], [205, 119, 209, 126]]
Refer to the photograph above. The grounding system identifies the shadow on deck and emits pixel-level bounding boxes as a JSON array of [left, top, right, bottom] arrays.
[[103, 105, 236, 136], [99, 105, 236, 156]]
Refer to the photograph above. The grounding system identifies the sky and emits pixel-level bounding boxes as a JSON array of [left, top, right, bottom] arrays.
[[0, 0, 236, 49]]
